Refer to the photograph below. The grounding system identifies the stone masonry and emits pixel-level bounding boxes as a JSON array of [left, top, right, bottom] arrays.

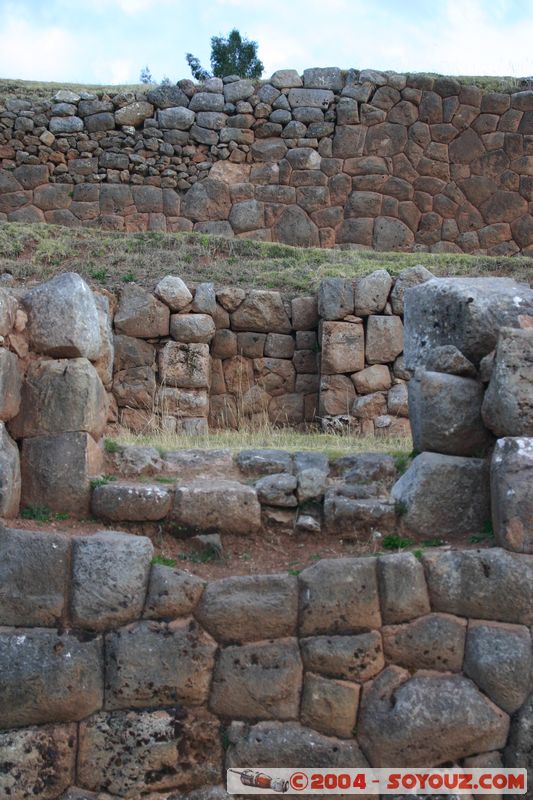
[[1, 68, 533, 253]]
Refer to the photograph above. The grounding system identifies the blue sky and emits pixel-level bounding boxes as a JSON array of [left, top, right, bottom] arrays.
[[0, 0, 531, 85]]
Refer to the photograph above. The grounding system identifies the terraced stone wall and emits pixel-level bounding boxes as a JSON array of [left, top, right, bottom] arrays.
[[1, 68, 533, 252], [1, 525, 531, 800]]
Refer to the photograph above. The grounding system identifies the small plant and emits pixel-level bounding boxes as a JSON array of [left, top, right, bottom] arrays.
[[54, 512, 70, 521], [90, 268, 108, 282], [470, 521, 494, 544], [21, 505, 51, 522], [90, 475, 116, 489], [122, 272, 136, 283], [155, 476, 176, 484], [240, 552, 251, 561], [288, 568, 301, 576], [152, 554, 177, 567], [382, 534, 413, 551], [393, 452, 411, 476], [309, 553, 321, 562], [394, 500, 408, 517], [104, 439, 120, 454], [421, 537, 446, 547], [413, 549, 424, 561], [179, 548, 218, 564]]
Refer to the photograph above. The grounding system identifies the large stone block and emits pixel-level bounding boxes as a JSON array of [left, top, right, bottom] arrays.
[[22, 272, 101, 359], [318, 277, 354, 320], [171, 479, 261, 536], [158, 342, 210, 388], [391, 452, 490, 537], [382, 613, 467, 672], [210, 638, 302, 720], [323, 489, 396, 537], [377, 551, 431, 624], [194, 574, 298, 643], [182, 178, 231, 222], [504, 692, 533, 796], [422, 547, 533, 624], [321, 321, 364, 374], [71, 531, 153, 631], [482, 328, 533, 436], [299, 557, 381, 635], [226, 720, 369, 768], [154, 275, 193, 310], [404, 277, 533, 369], [170, 313, 216, 344], [91, 482, 172, 521], [105, 618, 216, 709], [0, 628, 103, 728], [21, 431, 101, 514], [365, 315, 404, 364], [0, 527, 70, 626], [10, 358, 107, 440], [408, 369, 492, 456], [78, 707, 221, 795], [301, 673, 359, 738], [230, 290, 291, 333], [358, 667, 509, 766], [300, 631, 384, 682], [0, 422, 20, 517], [113, 365, 156, 408], [0, 724, 77, 800], [390, 265, 435, 315], [464, 621, 532, 713], [353, 269, 393, 316], [144, 564, 205, 620], [0, 348, 21, 420], [0, 286, 18, 336], [114, 285, 170, 338], [491, 437, 533, 554]]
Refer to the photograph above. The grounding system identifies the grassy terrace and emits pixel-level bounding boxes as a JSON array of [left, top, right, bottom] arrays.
[[1, 222, 533, 294]]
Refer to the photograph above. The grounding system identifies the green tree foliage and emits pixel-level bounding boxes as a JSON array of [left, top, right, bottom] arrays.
[[186, 28, 263, 81], [139, 66, 153, 84]]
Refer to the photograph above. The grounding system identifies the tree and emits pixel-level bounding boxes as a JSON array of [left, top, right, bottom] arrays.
[[186, 28, 263, 81], [139, 66, 153, 84]]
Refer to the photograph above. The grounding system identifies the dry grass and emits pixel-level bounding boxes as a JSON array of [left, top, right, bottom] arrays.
[[1, 222, 532, 294], [110, 424, 412, 459]]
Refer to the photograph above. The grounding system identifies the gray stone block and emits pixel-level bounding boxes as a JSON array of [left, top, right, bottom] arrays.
[[491, 437, 533, 554]]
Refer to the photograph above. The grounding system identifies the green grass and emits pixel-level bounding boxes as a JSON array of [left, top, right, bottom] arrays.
[[90, 474, 116, 489], [21, 505, 51, 522], [152, 554, 177, 567], [1, 223, 532, 294], [381, 533, 413, 550]]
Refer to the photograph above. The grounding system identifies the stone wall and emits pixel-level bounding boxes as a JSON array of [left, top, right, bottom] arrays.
[[1, 525, 531, 799], [1, 68, 533, 253]]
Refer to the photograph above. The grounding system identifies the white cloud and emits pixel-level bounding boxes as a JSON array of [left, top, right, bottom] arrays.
[[0, 15, 79, 81]]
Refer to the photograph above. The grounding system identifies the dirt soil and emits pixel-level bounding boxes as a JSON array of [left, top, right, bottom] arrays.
[[3, 515, 493, 580]]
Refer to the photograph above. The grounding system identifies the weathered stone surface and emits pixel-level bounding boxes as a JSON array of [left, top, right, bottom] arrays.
[[115, 100, 154, 126], [299, 557, 381, 635], [0, 723, 77, 800], [182, 179, 231, 221], [231, 289, 291, 333], [324, 489, 396, 536], [334, 452, 397, 496], [318, 277, 354, 320], [373, 216, 414, 250], [154, 275, 193, 311], [292, 295, 319, 330], [358, 667, 509, 766], [353, 269, 393, 315], [377, 551, 430, 624], [423, 547, 533, 624], [424, 344, 478, 376], [0, 423, 20, 517], [113, 365, 156, 408], [78, 707, 221, 795], [105, 618, 216, 708], [464, 621, 532, 713], [192, 282, 217, 315], [300, 631, 384, 681], [391, 452, 490, 537], [0, 628, 103, 728], [71, 531, 153, 631], [504, 692, 533, 794], [0, 287, 18, 336], [256, 472, 298, 506], [491, 437, 533, 554], [195, 573, 297, 643], [115, 285, 170, 338], [352, 391, 388, 419], [147, 84, 190, 108], [158, 342, 210, 388], [0, 527, 70, 626], [387, 381, 408, 416], [301, 673, 359, 738], [170, 313, 216, 344], [91, 482, 171, 521], [265, 332, 295, 358], [319, 375, 356, 415], [227, 720, 369, 767], [366, 315, 404, 364], [0, 349, 21, 421], [482, 328, 533, 436], [404, 277, 533, 368], [23, 272, 101, 359], [144, 564, 205, 620], [383, 613, 467, 672], [236, 448, 293, 476], [113, 335, 155, 371], [172, 479, 261, 535], [10, 358, 107, 439], [210, 638, 302, 719], [21, 432, 101, 514], [272, 204, 320, 246], [321, 320, 364, 374], [409, 369, 491, 456]]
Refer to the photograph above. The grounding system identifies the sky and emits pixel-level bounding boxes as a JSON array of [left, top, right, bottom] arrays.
[[0, 0, 531, 86]]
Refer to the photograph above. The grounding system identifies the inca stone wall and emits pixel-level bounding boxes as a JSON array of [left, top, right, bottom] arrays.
[[0, 525, 531, 799], [1, 68, 533, 253]]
